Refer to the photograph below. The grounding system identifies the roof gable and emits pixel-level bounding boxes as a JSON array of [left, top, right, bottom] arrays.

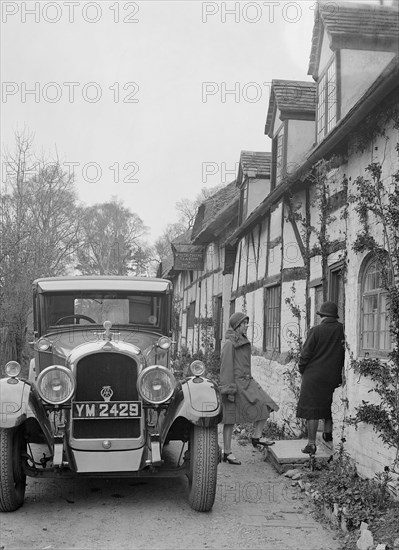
[[308, 1, 399, 77], [264, 80, 316, 137], [237, 151, 271, 185], [191, 181, 239, 242]]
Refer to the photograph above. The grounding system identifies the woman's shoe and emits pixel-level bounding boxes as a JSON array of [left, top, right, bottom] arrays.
[[251, 437, 275, 448], [222, 452, 241, 465], [301, 443, 317, 455], [322, 432, 333, 442]]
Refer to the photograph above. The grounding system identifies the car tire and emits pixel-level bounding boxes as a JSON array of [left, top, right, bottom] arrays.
[[0, 427, 27, 512], [187, 425, 218, 512]]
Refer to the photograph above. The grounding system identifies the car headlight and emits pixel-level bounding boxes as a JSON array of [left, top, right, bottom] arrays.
[[156, 336, 171, 350], [188, 360, 206, 377], [36, 365, 76, 405], [37, 338, 52, 352], [137, 365, 176, 404], [5, 361, 21, 378]]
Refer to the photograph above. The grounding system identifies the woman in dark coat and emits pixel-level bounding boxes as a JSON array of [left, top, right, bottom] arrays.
[[296, 301, 345, 455], [219, 312, 279, 465]]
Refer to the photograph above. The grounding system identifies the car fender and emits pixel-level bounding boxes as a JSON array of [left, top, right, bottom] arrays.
[[28, 358, 36, 382], [0, 378, 53, 448], [162, 378, 222, 439]]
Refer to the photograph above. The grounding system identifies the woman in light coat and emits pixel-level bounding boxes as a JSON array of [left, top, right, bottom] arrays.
[[219, 312, 279, 465]]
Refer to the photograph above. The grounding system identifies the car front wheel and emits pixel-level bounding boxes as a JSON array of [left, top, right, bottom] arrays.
[[187, 425, 218, 512], [0, 427, 27, 512]]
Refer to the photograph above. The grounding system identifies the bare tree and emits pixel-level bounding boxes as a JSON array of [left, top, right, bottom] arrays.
[[175, 185, 224, 229], [0, 131, 81, 363], [154, 222, 187, 265], [76, 198, 150, 276]]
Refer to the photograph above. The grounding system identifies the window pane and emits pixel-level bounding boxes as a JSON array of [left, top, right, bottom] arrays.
[[327, 62, 336, 132], [363, 295, 377, 349], [317, 58, 337, 141], [361, 257, 392, 354], [265, 286, 280, 351], [364, 262, 379, 291], [317, 75, 326, 141], [379, 292, 391, 351]]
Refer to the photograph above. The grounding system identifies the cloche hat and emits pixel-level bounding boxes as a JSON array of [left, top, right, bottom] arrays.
[[229, 312, 249, 330], [316, 301, 339, 318]]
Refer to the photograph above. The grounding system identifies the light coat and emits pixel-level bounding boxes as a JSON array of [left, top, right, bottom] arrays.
[[220, 329, 279, 424]]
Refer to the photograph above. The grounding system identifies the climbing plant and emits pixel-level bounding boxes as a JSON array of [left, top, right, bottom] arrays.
[[347, 155, 399, 472]]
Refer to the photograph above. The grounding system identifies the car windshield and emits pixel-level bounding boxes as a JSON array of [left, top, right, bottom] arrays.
[[41, 292, 163, 332]]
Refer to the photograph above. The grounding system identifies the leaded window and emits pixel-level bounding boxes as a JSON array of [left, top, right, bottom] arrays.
[[317, 57, 337, 142], [361, 258, 391, 354], [264, 285, 281, 351]]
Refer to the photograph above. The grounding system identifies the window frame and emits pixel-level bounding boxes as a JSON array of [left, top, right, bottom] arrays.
[[316, 54, 339, 143], [329, 261, 345, 322], [263, 284, 281, 352], [359, 255, 392, 357], [239, 179, 248, 223], [271, 122, 286, 189]]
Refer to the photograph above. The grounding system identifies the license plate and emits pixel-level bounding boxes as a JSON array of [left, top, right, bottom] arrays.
[[72, 401, 142, 419]]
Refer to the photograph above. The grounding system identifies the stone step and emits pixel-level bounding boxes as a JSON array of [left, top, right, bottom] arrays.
[[266, 439, 333, 473]]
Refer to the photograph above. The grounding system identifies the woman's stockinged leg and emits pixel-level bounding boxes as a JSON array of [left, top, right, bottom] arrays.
[[307, 419, 319, 444], [223, 424, 234, 454], [253, 419, 266, 439]]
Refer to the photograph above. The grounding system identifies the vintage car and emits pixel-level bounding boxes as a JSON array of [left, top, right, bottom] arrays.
[[0, 276, 222, 513]]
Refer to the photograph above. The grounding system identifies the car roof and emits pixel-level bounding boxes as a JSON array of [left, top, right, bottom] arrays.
[[33, 276, 173, 294]]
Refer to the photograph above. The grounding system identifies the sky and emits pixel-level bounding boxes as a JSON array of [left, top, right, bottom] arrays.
[[1, 0, 321, 244]]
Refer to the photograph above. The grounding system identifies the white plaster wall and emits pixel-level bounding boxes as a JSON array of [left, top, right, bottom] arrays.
[[238, 238, 248, 287], [232, 242, 240, 293], [280, 280, 307, 353], [251, 356, 302, 435], [221, 273, 233, 340], [268, 245, 281, 277], [234, 296, 245, 315], [332, 379, 397, 479], [271, 107, 282, 137], [258, 222, 268, 278], [282, 214, 305, 270], [341, 49, 396, 118], [333, 121, 398, 479], [286, 120, 315, 171], [318, 29, 334, 76], [268, 204, 283, 277], [247, 178, 270, 218], [251, 287, 264, 350], [269, 204, 282, 240]]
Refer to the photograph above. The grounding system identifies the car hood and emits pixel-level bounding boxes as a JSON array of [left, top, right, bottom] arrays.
[[37, 328, 164, 364]]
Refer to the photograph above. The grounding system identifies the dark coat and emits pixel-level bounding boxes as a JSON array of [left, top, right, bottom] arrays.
[[296, 317, 345, 420], [220, 329, 279, 425]]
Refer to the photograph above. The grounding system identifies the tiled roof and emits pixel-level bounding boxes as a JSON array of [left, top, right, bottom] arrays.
[[231, 55, 399, 247], [264, 80, 316, 136], [191, 181, 239, 242], [309, 1, 399, 77], [238, 151, 271, 182], [159, 229, 192, 278]]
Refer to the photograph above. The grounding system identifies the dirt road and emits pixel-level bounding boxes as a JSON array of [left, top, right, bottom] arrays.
[[0, 434, 341, 550]]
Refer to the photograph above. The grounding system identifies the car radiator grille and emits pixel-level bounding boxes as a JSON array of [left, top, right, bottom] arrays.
[[72, 352, 141, 439]]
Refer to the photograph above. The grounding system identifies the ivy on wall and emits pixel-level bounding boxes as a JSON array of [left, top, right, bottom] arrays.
[[347, 157, 399, 472]]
